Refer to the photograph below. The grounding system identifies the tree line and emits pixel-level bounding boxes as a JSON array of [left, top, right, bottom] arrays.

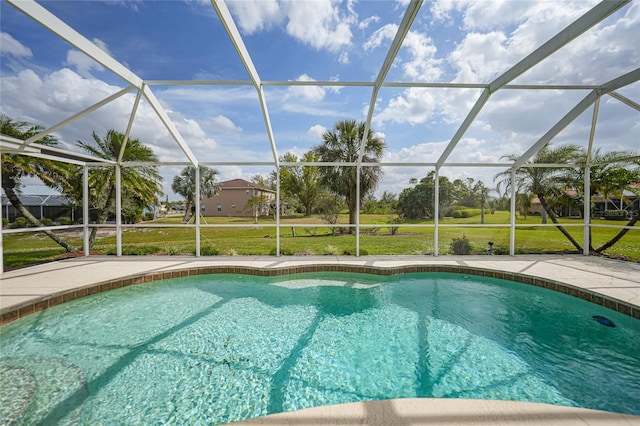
[[2, 113, 639, 256]]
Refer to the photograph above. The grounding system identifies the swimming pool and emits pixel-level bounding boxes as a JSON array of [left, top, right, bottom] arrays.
[[1, 271, 639, 424]]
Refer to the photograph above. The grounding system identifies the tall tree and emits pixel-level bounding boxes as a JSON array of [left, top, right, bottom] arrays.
[[471, 180, 491, 224], [73, 130, 162, 247], [171, 165, 220, 222], [278, 151, 322, 216], [397, 171, 454, 219], [495, 144, 584, 251], [313, 120, 385, 230], [0, 114, 77, 252]]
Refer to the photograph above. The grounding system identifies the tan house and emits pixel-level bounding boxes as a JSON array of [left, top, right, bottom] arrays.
[[200, 179, 275, 217]]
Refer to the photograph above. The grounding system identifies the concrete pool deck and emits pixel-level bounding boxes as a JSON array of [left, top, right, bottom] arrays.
[[1, 254, 640, 425]]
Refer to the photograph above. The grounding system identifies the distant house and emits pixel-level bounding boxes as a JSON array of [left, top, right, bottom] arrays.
[[1, 185, 79, 221], [528, 186, 639, 219], [592, 184, 639, 219], [200, 179, 282, 217]]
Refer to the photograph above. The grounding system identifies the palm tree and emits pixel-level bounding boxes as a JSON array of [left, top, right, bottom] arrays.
[[572, 149, 640, 253], [313, 120, 386, 230], [171, 165, 220, 222], [72, 130, 162, 248], [495, 144, 583, 252], [1, 114, 77, 252]]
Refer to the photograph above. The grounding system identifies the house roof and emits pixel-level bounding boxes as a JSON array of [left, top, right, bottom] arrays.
[[531, 188, 638, 204], [1, 185, 71, 207], [219, 179, 274, 193]]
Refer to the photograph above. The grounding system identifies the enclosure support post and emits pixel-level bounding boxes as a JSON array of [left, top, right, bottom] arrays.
[[583, 166, 591, 256], [276, 168, 281, 257], [83, 165, 89, 256], [195, 165, 200, 257], [584, 98, 598, 256], [356, 165, 360, 257], [510, 169, 516, 256], [434, 167, 440, 256], [116, 164, 122, 257], [0, 165, 3, 274]]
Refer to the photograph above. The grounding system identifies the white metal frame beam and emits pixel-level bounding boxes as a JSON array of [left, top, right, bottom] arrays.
[[212, 0, 280, 167], [607, 91, 640, 111], [8, 0, 199, 169], [24, 85, 136, 147], [6, 0, 143, 88], [513, 68, 640, 168], [142, 85, 199, 166], [436, 0, 630, 168], [358, 0, 423, 164]]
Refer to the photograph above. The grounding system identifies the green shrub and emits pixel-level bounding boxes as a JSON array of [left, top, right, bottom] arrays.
[[2, 218, 8, 227], [10, 217, 29, 229], [323, 244, 340, 255], [447, 207, 481, 218], [40, 218, 53, 226], [387, 215, 404, 235], [200, 246, 220, 256], [58, 217, 73, 225], [165, 246, 183, 255], [450, 235, 472, 255], [143, 212, 155, 221]]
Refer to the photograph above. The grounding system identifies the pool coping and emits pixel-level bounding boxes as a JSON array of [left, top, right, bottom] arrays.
[[228, 398, 640, 425], [2, 255, 640, 325], [2, 255, 639, 425]]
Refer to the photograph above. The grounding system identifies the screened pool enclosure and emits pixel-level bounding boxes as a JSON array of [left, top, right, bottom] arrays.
[[1, 0, 639, 271]]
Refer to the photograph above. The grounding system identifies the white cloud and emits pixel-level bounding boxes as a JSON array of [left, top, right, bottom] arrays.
[[367, 24, 442, 125], [173, 116, 218, 154], [366, 25, 441, 80], [513, 1, 640, 85], [284, 1, 355, 52], [209, 115, 242, 132], [65, 50, 105, 78], [448, 31, 512, 82], [284, 74, 326, 103], [228, 0, 355, 53], [400, 31, 442, 81], [0, 32, 32, 57], [358, 15, 380, 31], [1, 67, 196, 163], [226, 0, 283, 34], [338, 51, 350, 64], [363, 23, 397, 51], [64, 38, 111, 78], [308, 124, 327, 140], [374, 88, 438, 126]]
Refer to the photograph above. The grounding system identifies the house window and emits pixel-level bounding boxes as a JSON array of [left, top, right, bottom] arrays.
[[231, 203, 236, 209], [216, 203, 222, 212], [245, 189, 250, 195], [200, 204, 206, 211]]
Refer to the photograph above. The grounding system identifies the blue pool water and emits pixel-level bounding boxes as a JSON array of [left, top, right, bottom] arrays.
[[1, 272, 639, 425]]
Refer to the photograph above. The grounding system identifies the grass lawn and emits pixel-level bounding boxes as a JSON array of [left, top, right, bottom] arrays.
[[3, 211, 638, 269]]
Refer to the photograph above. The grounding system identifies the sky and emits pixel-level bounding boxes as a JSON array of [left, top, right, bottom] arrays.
[[1, 0, 639, 200]]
